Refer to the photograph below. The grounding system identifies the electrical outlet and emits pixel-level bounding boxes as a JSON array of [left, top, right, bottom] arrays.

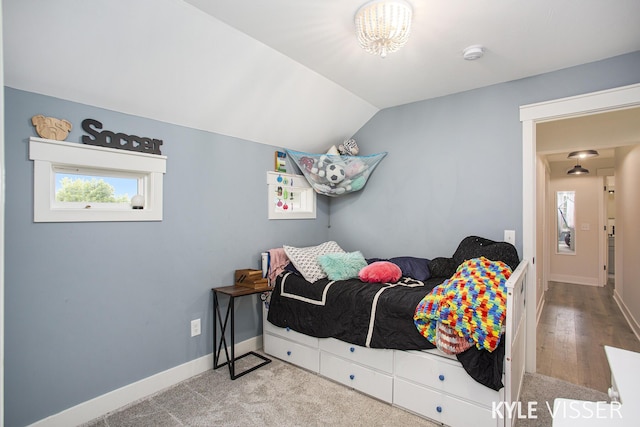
[[190, 318, 201, 337]]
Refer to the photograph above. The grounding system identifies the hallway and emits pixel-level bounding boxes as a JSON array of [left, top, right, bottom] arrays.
[[536, 281, 640, 392]]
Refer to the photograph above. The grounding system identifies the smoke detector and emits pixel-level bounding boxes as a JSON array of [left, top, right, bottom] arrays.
[[462, 45, 484, 60]]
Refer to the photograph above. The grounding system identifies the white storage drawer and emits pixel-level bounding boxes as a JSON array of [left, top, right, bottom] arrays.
[[264, 333, 320, 373], [395, 378, 500, 427], [320, 352, 393, 403], [263, 308, 319, 348], [395, 350, 502, 407], [319, 338, 394, 374]]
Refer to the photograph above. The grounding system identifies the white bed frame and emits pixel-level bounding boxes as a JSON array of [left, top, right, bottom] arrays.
[[262, 260, 528, 427]]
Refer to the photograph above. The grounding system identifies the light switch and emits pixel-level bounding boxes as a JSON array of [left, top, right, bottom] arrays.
[[504, 230, 516, 245]]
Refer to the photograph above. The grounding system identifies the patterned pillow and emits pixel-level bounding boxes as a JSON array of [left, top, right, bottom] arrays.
[[283, 241, 345, 283]]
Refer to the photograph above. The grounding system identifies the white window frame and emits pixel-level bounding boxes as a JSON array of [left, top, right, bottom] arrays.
[[266, 171, 316, 219], [29, 137, 167, 222]]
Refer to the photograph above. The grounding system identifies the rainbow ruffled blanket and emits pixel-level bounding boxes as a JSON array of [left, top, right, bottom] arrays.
[[413, 257, 512, 352]]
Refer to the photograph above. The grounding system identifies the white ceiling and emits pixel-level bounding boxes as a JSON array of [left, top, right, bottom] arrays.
[[539, 106, 640, 166], [4, 0, 640, 152], [186, 0, 640, 108]]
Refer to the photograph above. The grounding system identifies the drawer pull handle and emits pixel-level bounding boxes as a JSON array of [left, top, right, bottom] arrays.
[[438, 374, 445, 381], [436, 406, 442, 413], [350, 347, 355, 353], [349, 374, 355, 380], [286, 351, 291, 356]]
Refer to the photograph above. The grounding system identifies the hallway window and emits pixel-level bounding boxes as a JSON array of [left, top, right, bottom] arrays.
[[557, 191, 576, 254]]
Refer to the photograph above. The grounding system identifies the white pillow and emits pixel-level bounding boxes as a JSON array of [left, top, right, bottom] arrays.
[[283, 241, 345, 283]]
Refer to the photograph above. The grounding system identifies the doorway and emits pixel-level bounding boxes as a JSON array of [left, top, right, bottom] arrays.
[[520, 83, 640, 373]]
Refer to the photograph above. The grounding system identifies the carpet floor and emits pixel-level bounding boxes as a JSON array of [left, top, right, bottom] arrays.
[[83, 353, 608, 427], [515, 372, 609, 427]]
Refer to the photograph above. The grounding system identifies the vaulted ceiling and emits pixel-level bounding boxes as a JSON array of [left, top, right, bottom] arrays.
[[4, 0, 640, 152]]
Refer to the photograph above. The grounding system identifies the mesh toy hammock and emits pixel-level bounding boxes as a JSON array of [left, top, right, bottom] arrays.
[[287, 150, 387, 197]]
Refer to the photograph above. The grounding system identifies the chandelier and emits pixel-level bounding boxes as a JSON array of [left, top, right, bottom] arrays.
[[355, 0, 413, 58]]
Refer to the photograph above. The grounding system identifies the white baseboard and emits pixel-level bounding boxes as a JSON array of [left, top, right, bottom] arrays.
[[547, 273, 602, 287], [612, 290, 640, 343], [536, 295, 545, 325], [29, 335, 262, 427]]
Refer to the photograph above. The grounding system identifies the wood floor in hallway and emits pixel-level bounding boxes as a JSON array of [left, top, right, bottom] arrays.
[[537, 280, 640, 393]]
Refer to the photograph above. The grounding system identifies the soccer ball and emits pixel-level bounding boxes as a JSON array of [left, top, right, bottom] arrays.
[[326, 163, 345, 184]]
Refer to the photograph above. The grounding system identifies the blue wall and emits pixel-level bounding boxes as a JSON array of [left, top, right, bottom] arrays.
[[4, 51, 640, 426], [3, 88, 330, 427], [328, 52, 640, 259]]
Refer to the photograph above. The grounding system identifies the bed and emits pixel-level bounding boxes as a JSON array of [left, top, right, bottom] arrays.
[[262, 236, 528, 427]]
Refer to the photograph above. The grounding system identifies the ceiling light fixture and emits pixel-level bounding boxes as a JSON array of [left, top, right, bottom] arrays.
[[566, 149, 598, 175], [567, 163, 589, 175], [567, 149, 599, 159], [462, 45, 484, 60], [355, 0, 413, 58]]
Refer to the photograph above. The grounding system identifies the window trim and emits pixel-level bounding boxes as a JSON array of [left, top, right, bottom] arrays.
[[29, 137, 167, 222]]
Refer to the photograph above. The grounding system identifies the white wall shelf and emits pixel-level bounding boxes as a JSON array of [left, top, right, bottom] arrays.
[[266, 171, 316, 220]]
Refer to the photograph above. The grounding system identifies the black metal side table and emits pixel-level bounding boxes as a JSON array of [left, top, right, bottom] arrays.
[[212, 285, 272, 379]]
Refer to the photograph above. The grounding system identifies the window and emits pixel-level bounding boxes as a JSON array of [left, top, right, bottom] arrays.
[[53, 167, 141, 209], [29, 137, 166, 222], [266, 171, 316, 219], [556, 191, 576, 254]]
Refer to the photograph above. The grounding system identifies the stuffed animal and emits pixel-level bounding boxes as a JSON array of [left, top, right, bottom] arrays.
[[313, 183, 333, 194], [344, 158, 367, 178], [299, 156, 315, 172], [298, 156, 323, 183], [349, 176, 367, 192], [332, 186, 346, 195], [326, 145, 340, 155], [338, 138, 359, 156], [335, 179, 353, 194], [311, 155, 328, 178]]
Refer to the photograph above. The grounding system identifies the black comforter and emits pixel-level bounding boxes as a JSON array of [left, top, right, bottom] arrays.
[[267, 271, 506, 390]]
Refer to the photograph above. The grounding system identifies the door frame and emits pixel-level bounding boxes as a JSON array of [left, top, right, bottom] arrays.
[[520, 83, 640, 372], [599, 176, 607, 286]]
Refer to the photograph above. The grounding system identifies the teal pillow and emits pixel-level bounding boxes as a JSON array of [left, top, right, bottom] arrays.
[[317, 251, 368, 281]]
